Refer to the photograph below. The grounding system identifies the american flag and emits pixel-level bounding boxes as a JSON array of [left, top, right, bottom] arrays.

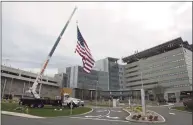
[[75, 26, 95, 73]]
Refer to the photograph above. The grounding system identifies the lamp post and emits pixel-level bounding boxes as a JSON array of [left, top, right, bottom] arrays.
[[96, 70, 101, 107], [137, 58, 146, 116], [96, 80, 98, 107]]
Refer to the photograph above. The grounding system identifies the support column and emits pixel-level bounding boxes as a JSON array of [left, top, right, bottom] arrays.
[[82, 89, 84, 100], [9, 78, 13, 95], [91, 90, 93, 100], [2, 79, 7, 98], [175, 91, 180, 103]]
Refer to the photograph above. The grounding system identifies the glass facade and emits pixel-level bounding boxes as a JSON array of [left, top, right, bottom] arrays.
[[65, 66, 109, 91]]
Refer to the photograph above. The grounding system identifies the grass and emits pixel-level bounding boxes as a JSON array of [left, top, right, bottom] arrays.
[[172, 106, 192, 112], [1, 102, 92, 117], [127, 106, 142, 113]]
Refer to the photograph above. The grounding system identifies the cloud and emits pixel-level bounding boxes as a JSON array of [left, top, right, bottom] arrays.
[[2, 2, 192, 76]]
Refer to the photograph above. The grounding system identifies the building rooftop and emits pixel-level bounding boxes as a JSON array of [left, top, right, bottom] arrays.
[[1, 65, 58, 84], [106, 57, 119, 62], [122, 37, 192, 63]]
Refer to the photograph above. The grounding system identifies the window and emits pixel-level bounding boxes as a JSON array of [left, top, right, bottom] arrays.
[[127, 70, 138, 74], [126, 65, 138, 70], [126, 75, 139, 79]]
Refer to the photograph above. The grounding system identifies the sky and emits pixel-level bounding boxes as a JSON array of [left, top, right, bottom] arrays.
[[2, 2, 192, 77]]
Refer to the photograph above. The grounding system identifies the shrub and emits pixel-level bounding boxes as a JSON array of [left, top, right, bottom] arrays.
[[135, 106, 142, 112], [132, 115, 137, 120], [154, 116, 158, 121], [137, 114, 141, 118], [148, 115, 153, 120], [142, 117, 145, 120]]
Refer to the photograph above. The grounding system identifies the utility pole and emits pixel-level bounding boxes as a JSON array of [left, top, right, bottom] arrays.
[[96, 70, 100, 107], [95, 80, 98, 107]]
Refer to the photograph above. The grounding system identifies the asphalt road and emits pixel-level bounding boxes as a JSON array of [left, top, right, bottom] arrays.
[[2, 106, 192, 125], [72, 107, 129, 120], [148, 106, 192, 125]]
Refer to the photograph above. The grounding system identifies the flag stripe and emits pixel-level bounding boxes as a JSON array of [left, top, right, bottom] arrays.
[[77, 42, 94, 61], [75, 26, 95, 73], [76, 42, 95, 64]]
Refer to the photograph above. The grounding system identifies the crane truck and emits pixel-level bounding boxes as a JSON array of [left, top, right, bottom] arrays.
[[19, 7, 82, 109]]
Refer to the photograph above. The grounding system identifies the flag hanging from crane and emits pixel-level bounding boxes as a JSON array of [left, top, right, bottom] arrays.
[[75, 26, 95, 73]]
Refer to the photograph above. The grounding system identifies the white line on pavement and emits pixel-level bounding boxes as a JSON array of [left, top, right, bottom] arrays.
[[70, 117, 130, 123], [85, 115, 102, 118], [106, 116, 119, 119], [111, 110, 122, 112], [85, 110, 110, 118], [169, 112, 176, 115], [1, 111, 44, 119], [96, 110, 107, 112]]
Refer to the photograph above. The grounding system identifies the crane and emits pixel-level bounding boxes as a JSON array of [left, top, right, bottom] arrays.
[[26, 7, 77, 99]]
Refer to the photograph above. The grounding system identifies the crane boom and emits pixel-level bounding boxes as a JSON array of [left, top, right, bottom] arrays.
[[28, 7, 77, 99]]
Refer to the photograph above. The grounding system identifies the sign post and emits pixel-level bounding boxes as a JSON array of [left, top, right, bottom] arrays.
[[128, 98, 131, 108], [113, 99, 116, 107]]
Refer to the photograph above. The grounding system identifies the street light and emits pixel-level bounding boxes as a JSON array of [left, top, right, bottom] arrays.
[[136, 58, 146, 116], [96, 80, 98, 107]]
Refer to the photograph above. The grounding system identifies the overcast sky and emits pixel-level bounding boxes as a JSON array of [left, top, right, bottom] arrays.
[[2, 2, 192, 76]]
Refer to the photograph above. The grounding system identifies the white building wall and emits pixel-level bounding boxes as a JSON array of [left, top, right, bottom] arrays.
[[69, 66, 78, 88], [94, 58, 109, 72], [184, 48, 192, 88]]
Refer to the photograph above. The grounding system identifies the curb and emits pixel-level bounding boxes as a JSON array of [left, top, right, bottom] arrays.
[[1, 111, 44, 119], [42, 107, 94, 118], [148, 110, 166, 123], [122, 109, 165, 123], [70, 107, 94, 116], [122, 108, 131, 122], [170, 108, 192, 114], [1, 107, 93, 119], [122, 108, 131, 116]]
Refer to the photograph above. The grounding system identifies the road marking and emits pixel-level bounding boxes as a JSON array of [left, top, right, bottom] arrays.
[[1, 111, 44, 119], [105, 110, 111, 117], [169, 112, 175, 115], [96, 110, 107, 112], [106, 116, 119, 119], [85, 115, 102, 118], [111, 110, 122, 112], [70, 117, 130, 123], [85, 110, 111, 118]]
